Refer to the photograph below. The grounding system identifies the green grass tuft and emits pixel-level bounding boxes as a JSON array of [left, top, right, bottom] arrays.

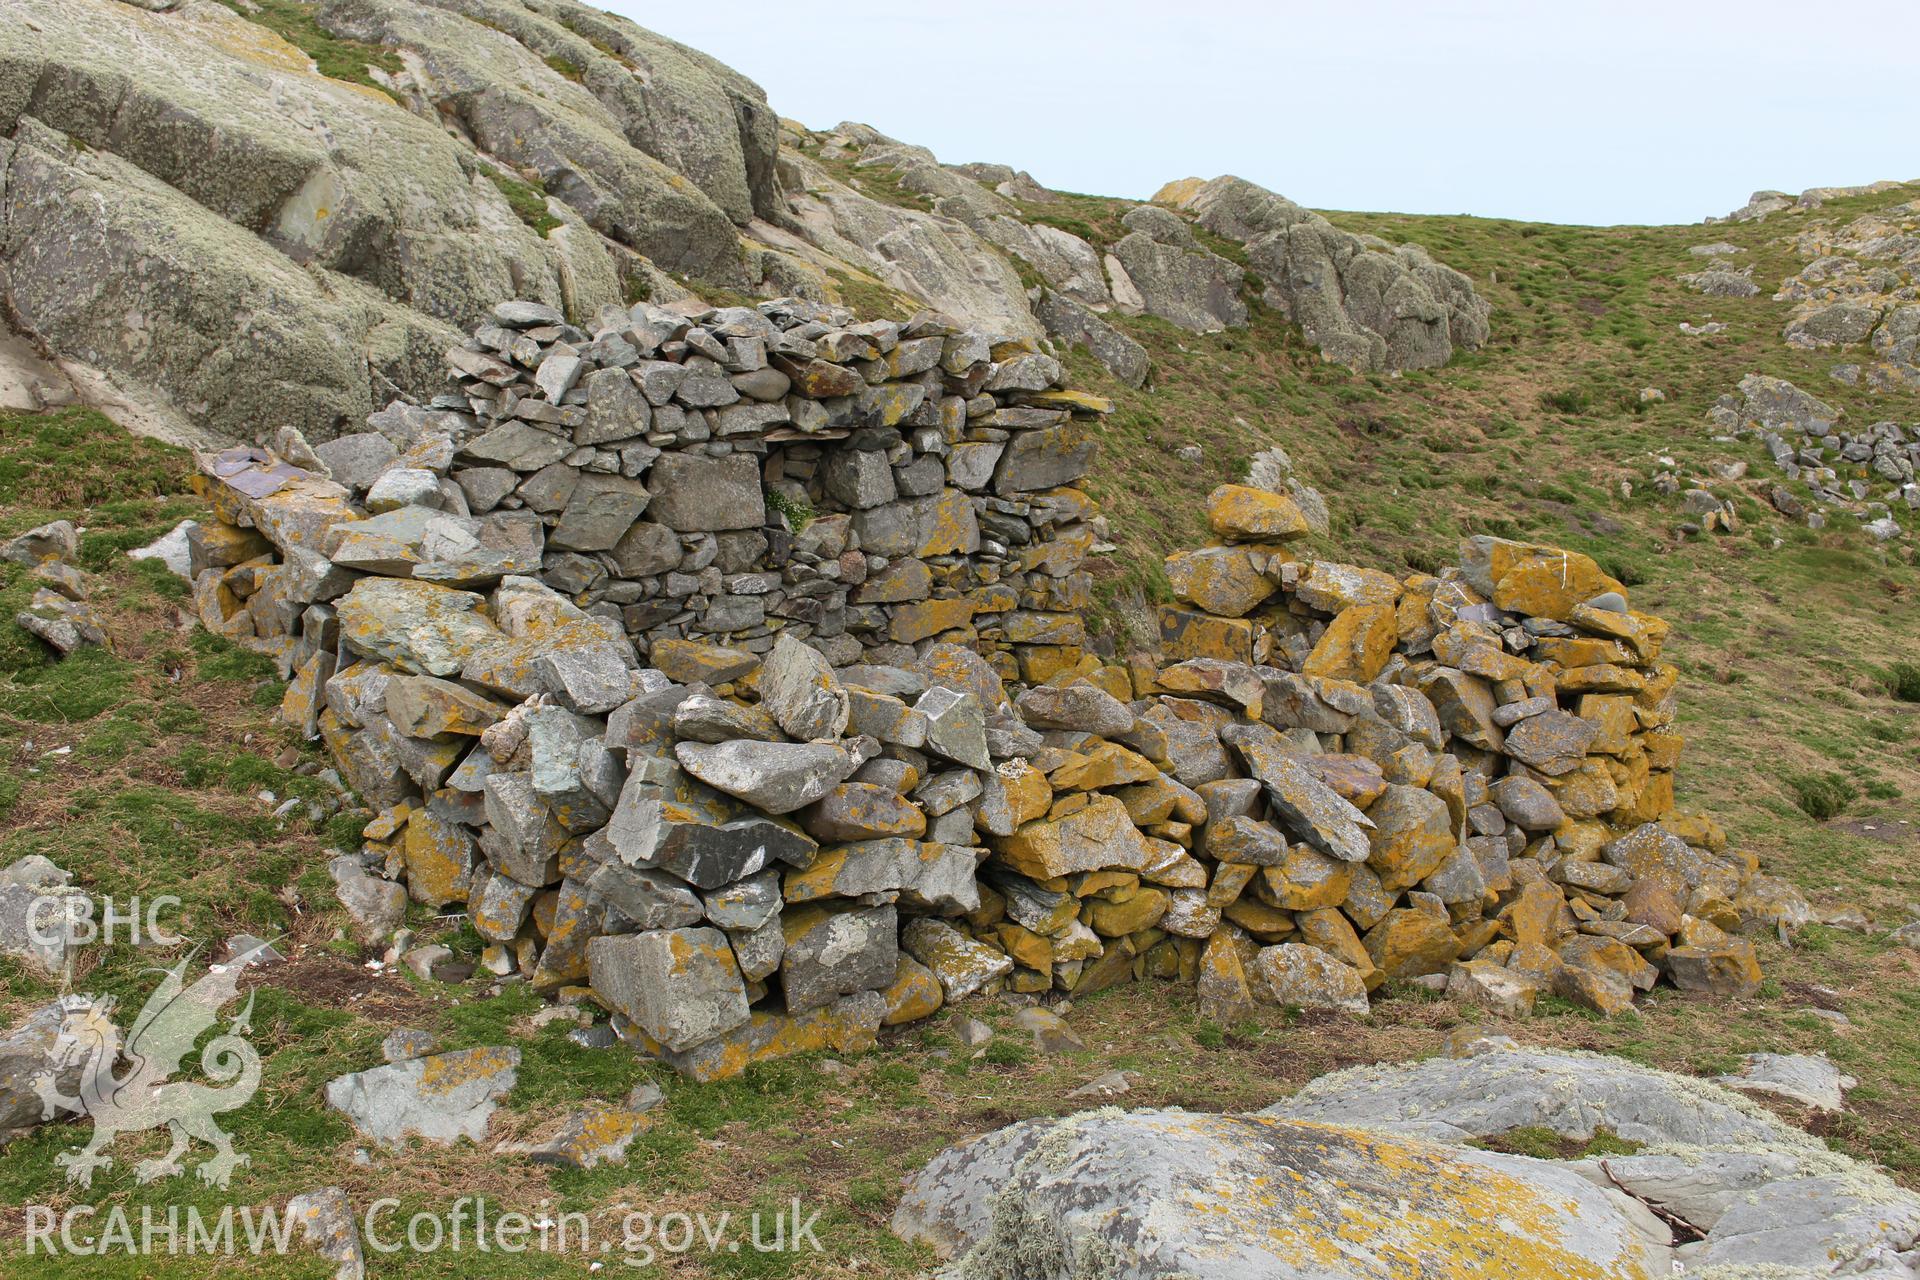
[[1788, 771, 1858, 821], [479, 162, 563, 239], [216, 0, 401, 95]]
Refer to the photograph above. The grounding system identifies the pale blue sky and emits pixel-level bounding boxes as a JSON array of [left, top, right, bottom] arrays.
[[611, 0, 1917, 227]]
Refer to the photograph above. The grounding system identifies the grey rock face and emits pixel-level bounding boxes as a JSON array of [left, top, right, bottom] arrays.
[[324, 1046, 519, 1147], [587, 928, 750, 1051], [1168, 175, 1491, 372], [895, 1103, 1670, 1278], [1731, 372, 1843, 437], [1266, 1047, 1806, 1148], [1714, 1052, 1856, 1112], [1108, 229, 1248, 333], [759, 635, 851, 741], [893, 1046, 1920, 1280], [674, 739, 858, 813], [1, 996, 118, 1140]]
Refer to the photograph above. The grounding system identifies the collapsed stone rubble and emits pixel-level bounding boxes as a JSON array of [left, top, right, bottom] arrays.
[[180, 294, 1805, 1081]]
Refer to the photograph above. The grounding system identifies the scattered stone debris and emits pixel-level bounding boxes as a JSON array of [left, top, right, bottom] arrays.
[[1706, 371, 1915, 536], [7, 520, 106, 657]]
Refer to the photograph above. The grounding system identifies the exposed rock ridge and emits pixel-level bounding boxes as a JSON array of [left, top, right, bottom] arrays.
[[0, 1, 1493, 440], [1157, 175, 1492, 372]]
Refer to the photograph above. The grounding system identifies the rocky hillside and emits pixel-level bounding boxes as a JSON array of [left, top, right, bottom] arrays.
[[0, 0, 1489, 444]]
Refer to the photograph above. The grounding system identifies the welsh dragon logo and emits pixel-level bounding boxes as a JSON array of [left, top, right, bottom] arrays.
[[34, 943, 271, 1189]]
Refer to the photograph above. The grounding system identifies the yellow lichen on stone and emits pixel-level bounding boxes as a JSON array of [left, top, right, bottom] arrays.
[[1206, 484, 1312, 542], [1301, 603, 1397, 683]]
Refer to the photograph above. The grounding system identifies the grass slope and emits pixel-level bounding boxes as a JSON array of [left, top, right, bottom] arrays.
[[2, 186, 1918, 1276]]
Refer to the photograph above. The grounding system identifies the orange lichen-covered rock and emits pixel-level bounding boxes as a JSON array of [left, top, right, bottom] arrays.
[[1301, 603, 1398, 683], [1363, 908, 1462, 979], [1163, 546, 1277, 617], [1206, 484, 1312, 542], [997, 794, 1151, 879], [1158, 605, 1255, 664]]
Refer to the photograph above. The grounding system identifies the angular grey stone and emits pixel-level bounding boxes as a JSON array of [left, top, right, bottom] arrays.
[[527, 706, 614, 829], [324, 1047, 519, 1148], [1, 995, 117, 1138], [647, 454, 764, 532], [759, 634, 851, 741], [901, 917, 1013, 1001], [3, 520, 77, 566], [469, 870, 538, 941], [990, 422, 1094, 494], [285, 1185, 364, 1280], [700, 869, 783, 931], [915, 686, 990, 771], [1489, 775, 1565, 831], [824, 448, 898, 509], [364, 467, 443, 514], [588, 928, 750, 1052], [607, 521, 683, 578], [580, 366, 651, 445], [1251, 943, 1371, 1015], [672, 692, 780, 743], [465, 422, 574, 471], [726, 916, 785, 982], [1235, 739, 1373, 862], [587, 864, 705, 930], [674, 740, 858, 814], [550, 474, 650, 552], [480, 772, 565, 885], [1502, 710, 1598, 776], [781, 902, 898, 1013], [535, 642, 638, 716], [313, 433, 398, 491], [945, 441, 1006, 491], [328, 859, 408, 946], [1015, 682, 1133, 735]]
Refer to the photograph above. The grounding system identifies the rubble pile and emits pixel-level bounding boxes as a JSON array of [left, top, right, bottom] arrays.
[[179, 295, 1805, 1082]]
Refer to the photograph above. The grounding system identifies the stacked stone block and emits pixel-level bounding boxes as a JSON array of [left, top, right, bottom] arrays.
[[182, 295, 1805, 1082]]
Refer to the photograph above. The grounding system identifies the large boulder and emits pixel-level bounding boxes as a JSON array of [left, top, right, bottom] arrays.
[[1106, 218, 1248, 334], [0, 120, 457, 445], [1158, 175, 1490, 371], [894, 1106, 1670, 1277], [897, 1047, 1920, 1279]]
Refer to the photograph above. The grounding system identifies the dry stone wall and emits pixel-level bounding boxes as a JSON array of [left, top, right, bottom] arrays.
[[183, 295, 1806, 1082]]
